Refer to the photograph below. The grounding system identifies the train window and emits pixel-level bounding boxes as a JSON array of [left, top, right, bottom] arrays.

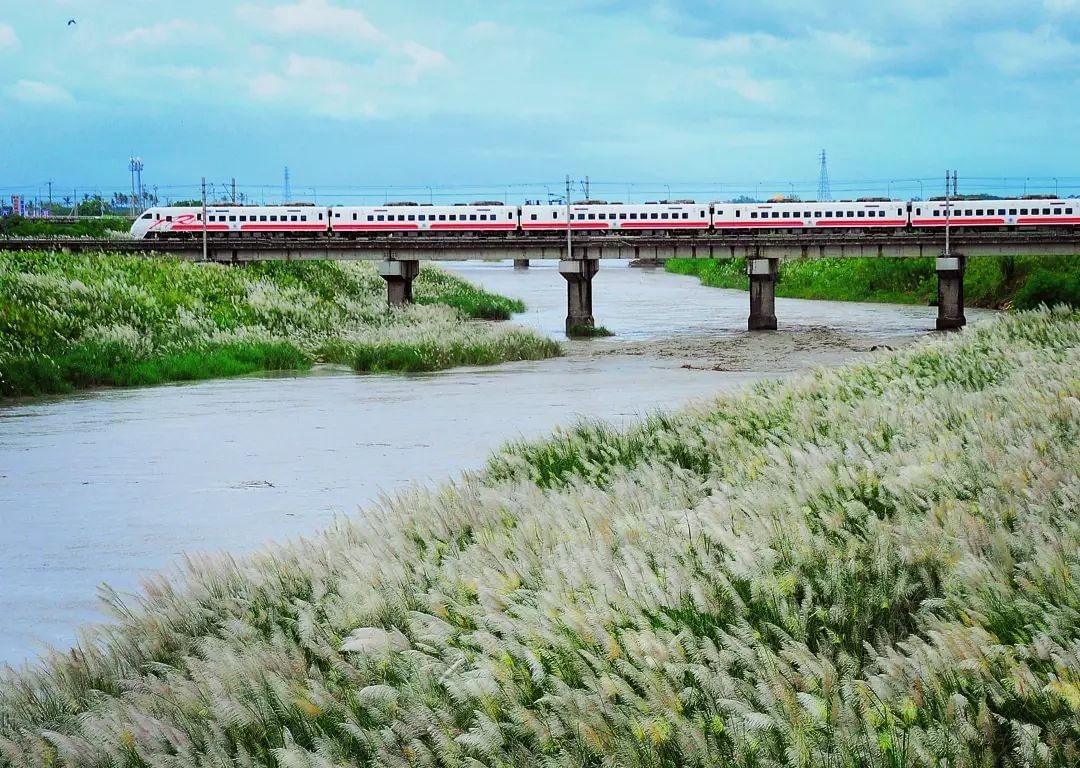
[[507, 212, 513, 220], [439, 214, 447, 221], [408, 214, 416, 221], [683, 212, 689, 219], [750, 212, 758, 218], [530, 214, 538, 220], [166, 215, 173, 222], [997, 209, 1005, 215], [577, 214, 585, 220], [735, 210, 740, 217], [365, 215, 372, 221], [933, 210, 940, 216], [269, 215, 277, 221], [916, 208, 921, 214], [1020, 209, 1028, 215], [1054, 208, 1061, 215], [897, 208, 903, 215], [699, 210, 705, 217], [1068, 208, 1074, 214], [618, 213, 625, 219], [396, 215, 404, 221], [661, 213, 669, 219], [229, 215, 236, 222], [846, 211, 854, 218], [587, 213, 596, 220], [448, 214, 456, 220], [629, 213, 637, 219], [334, 212, 340, 218], [1043, 208, 1051, 215], [259, 215, 266, 222], [141, 213, 152, 220], [975, 209, 983, 215], [196, 214, 202, 221], [803, 211, 810, 218], [857, 211, 865, 217], [552, 211, 558, 218], [318, 213, 323, 220], [1009, 209, 1017, 215], [772, 212, 780, 218], [649, 213, 658, 219], [377, 215, 385, 221], [597, 213, 605, 219]]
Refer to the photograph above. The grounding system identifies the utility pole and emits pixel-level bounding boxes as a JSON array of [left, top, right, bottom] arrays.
[[47, 180, 53, 212], [283, 166, 291, 203], [944, 170, 957, 257], [201, 177, 208, 263], [231, 177, 237, 205], [565, 173, 572, 261]]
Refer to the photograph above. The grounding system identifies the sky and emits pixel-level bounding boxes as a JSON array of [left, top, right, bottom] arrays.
[[2, 0, 1080, 204]]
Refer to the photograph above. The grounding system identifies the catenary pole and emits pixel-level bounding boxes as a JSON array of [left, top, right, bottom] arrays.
[[201, 177, 208, 263]]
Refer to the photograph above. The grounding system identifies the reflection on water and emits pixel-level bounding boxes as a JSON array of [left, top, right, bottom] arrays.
[[0, 260, 991, 665]]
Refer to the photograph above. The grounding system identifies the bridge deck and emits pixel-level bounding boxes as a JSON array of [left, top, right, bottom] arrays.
[[2, 231, 1078, 261]]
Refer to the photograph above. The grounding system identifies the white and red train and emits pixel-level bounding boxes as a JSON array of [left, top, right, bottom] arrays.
[[130, 198, 1080, 238]]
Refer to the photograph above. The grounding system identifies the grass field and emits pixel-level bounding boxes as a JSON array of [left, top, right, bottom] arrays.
[[0, 253, 560, 397], [667, 255, 1080, 310], [1, 307, 1076, 766]]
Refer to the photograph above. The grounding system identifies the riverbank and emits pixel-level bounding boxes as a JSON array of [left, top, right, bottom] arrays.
[[2, 307, 1076, 766], [667, 254, 1080, 309], [0, 253, 559, 397]]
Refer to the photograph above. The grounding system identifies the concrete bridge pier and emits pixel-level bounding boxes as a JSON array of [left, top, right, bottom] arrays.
[[936, 254, 966, 330], [747, 257, 779, 331], [559, 258, 600, 333], [379, 259, 420, 306], [514, 258, 530, 269]]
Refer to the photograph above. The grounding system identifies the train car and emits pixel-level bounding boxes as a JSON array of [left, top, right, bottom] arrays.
[[909, 198, 1080, 228], [330, 202, 517, 235], [130, 206, 329, 238], [711, 200, 908, 230], [520, 201, 710, 233]]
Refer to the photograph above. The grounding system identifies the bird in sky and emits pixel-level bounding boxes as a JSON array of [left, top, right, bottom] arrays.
[[67, 19, 76, 26]]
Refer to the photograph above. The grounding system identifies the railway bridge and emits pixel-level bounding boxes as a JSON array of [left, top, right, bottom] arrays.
[[4, 231, 1079, 332]]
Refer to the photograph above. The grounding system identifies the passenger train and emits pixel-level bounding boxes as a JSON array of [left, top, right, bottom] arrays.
[[130, 197, 1080, 239]]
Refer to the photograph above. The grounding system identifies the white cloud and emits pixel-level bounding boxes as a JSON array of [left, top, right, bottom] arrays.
[[249, 73, 286, 99], [713, 67, 775, 103], [465, 21, 513, 40], [811, 30, 877, 60], [237, 0, 385, 43], [116, 19, 212, 45], [0, 23, 18, 51], [402, 41, 449, 78], [980, 25, 1079, 75], [699, 33, 785, 58], [6, 79, 73, 105]]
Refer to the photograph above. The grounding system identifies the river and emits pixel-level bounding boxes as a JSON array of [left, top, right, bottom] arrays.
[[0, 260, 990, 665]]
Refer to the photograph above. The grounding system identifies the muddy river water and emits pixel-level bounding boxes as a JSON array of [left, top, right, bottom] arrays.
[[0, 261, 991, 665]]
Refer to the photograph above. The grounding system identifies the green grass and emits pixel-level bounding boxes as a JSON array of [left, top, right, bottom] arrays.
[[2, 309, 1077, 767], [413, 269, 526, 320], [0, 253, 559, 397], [567, 323, 615, 338], [667, 254, 1080, 309], [0, 215, 132, 238]]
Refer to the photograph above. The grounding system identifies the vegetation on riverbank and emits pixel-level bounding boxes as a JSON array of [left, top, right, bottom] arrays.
[[667, 254, 1080, 309], [0, 216, 132, 238], [0, 252, 560, 397], [2, 308, 1077, 766]]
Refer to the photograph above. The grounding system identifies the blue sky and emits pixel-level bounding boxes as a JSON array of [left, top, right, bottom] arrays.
[[2, 0, 1080, 203]]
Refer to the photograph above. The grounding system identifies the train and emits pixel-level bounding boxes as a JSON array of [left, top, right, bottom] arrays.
[[129, 197, 1080, 239]]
